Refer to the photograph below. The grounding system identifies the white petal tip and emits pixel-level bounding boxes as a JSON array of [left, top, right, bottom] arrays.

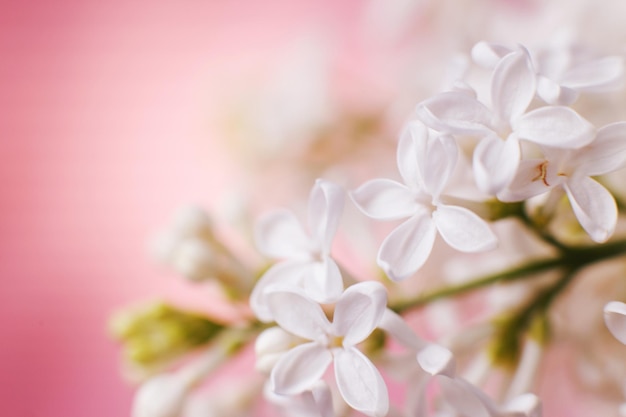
[[605, 301, 626, 345], [417, 344, 456, 377]]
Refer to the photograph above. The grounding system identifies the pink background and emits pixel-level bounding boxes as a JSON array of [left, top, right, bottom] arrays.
[[2, 1, 612, 416], [0, 1, 363, 415]]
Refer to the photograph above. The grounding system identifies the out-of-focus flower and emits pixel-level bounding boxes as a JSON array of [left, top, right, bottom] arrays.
[[183, 380, 261, 417], [150, 206, 254, 295], [413, 344, 541, 417], [131, 346, 227, 417], [109, 301, 223, 373]]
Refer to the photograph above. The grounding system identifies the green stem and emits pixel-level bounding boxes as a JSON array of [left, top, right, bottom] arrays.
[[391, 258, 563, 314], [390, 239, 626, 314]]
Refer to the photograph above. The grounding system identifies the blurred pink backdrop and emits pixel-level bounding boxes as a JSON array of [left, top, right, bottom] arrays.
[[5, 1, 606, 416], [0, 1, 363, 415]]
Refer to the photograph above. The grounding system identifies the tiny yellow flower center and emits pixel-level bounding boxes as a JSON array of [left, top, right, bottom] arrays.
[[329, 335, 344, 348]]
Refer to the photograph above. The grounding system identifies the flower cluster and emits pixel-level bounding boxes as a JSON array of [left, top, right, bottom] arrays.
[[112, 36, 626, 417]]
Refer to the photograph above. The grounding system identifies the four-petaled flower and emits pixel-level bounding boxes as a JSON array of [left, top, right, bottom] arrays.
[[351, 121, 497, 281], [500, 122, 626, 242], [251, 179, 345, 322], [266, 281, 389, 417]]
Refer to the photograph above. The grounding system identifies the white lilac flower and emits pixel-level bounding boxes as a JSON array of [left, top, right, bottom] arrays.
[[351, 121, 497, 281], [499, 122, 626, 243], [472, 39, 625, 105], [251, 179, 345, 322], [265, 281, 389, 417], [417, 45, 596, 195], [150, 206, 216, 279], [413, 344, 541, 417]]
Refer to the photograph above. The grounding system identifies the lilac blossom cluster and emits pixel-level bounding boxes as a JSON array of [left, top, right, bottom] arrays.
[[114, 38, 626, 417], [248, 40, 626, 416]]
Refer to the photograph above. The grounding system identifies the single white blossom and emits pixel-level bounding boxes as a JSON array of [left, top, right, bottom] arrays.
[[265, 281, 389, 417], [351, 121, 497, 281], [500, 122, 626, 242], [251, 179, 345, 322]]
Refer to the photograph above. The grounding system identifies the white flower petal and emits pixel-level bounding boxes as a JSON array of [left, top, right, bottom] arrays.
[[377, 212, 437, 281], [351, 179, 419, 220], [577, 122, 626, 176], [416, 91, 494, 135], [333, 281, 388, 346], [250, 260, 308, 322], [256, 209, 312, 259], [562, 56, 624, 91], [536, 74, 579, 105], [303, 258, 344, 304], [491, 49, 536, 122], [473, 135, 520, 195], [471, 41, 513, 69], [407, 370, 431, 417], [503, 393, 542, 417], [311, 381, 335, 417], [271, 342, 333, 395], [267, 289, 331, 340], [379, 309, 426, 350], [397, 121, 428, 190], [416, 344, 456, 377], [334, 347, 389, 417], [438, 376, 497, 417], [419, 134, 458, 199], [564, 176, 617, 243], [308, 179, 345, 252], [604, 301, 626, 345], [433, 204, 497, 252], [514, 106, 595, 149]]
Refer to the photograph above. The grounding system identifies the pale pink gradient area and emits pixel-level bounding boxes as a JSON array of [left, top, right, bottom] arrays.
[[0, 1, 362, 415]]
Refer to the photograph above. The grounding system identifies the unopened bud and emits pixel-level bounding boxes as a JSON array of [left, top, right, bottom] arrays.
[[172, 238, 215, 281], [110, 302, 223, 367], [255, 327, 303, 374], [132, 373, 190, 417], [172, 206, 214, 240]]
